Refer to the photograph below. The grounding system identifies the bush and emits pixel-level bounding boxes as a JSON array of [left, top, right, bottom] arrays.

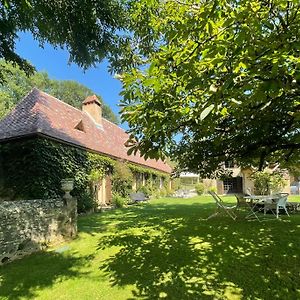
[[251, 171, 286, 195], [112, 193, 128, 208], [166, 187, 174, 196], [138, 185, 152, 197], [251, 172, 270, 195], [171, 178, 181, 191], [208, 186, 217, 193], [111, 161, 133, 197], [151, 189, 161, 199], [195, 183, 205, 195], [202, 180, 216, 194], [159, 187, 168, 197], [77, 191, 95, 213], [270, 172, 286, 194]]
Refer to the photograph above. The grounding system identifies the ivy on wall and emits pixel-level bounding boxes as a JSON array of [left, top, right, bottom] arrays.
[[0, 137, 114, 211], [0, 136, 171, 212], [112, 161, 133, 197], [128, 163, 170, 196], [128, 163, 168, 179]]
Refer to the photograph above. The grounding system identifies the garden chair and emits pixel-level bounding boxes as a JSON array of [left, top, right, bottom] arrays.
[[275, 193, 299, 213], [236, 194, 261, 221], [264, 194, 290, 219], [207, 191, 237, 220], [235, 194, 249, 209]]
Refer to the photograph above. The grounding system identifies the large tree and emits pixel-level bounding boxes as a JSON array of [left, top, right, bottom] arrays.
[[0, 61, 118, 123], [118, 0, 300, 176], [0, 0, 125, 80]]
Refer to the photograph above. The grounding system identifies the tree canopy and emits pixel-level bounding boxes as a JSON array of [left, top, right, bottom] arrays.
[[0, 0, 125, 80], [0, 61, 118, 124], [118, 0, 300, 176]]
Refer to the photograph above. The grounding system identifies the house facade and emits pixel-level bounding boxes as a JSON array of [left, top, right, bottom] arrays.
[[289, 175, 300, 195], [0, 88, 172, 207], [180, 162, 291, 195]]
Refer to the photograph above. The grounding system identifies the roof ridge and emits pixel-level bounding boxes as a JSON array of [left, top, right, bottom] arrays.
[[0, 87, 41, 136], [0, 88, 172, 173], [38, 89, 87, 114], [0, 87, 39, 123], [38, 89, 114, 125], [3, 87, 38, 117]]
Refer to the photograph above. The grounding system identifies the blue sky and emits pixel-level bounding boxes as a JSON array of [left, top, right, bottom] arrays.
[[16, 32, 123, 121]]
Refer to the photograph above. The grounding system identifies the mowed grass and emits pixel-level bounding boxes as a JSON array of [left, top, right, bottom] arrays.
[[1, 195, 300, 300]]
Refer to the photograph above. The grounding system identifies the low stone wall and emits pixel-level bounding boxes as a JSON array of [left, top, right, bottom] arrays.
[[0, 197, 77, 265]]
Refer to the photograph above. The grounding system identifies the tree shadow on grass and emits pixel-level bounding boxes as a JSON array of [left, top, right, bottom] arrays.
[[94, 201, 300, 299], [0, 250, 94, 300]]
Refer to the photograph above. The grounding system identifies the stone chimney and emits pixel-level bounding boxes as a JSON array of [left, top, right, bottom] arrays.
[[82, 95, 102, 126]]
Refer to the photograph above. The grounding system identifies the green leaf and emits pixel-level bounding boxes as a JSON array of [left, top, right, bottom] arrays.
[[220, 107, 228, 116], [200, 104, 214, 121]]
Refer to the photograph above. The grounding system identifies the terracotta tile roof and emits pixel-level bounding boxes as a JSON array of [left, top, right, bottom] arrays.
[[0, 88, 172, 174]]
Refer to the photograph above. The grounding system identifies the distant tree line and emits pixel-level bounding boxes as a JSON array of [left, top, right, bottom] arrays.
[[0, 61, 118, 124]]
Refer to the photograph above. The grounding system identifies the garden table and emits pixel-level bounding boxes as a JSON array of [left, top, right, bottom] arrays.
[[243, 195, 274, 221]]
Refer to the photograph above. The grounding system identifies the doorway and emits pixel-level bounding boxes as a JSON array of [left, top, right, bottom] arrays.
[[223, 177, 243, 194]]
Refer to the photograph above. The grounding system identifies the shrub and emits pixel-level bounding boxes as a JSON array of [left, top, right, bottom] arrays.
[[208, 186, 217, 193], [195, 183, 205, 195], [171, 178, 181, 191], [77, 191, 95, 213], [270, 172, 286, 194], [112, 193, 128, 208], [251, 171, 286, 195], [251, 172, 270, 195], [111, 161, 133, 197], [203, 180, 216, 194], [159, 187, 168, 197], [138, 185, 152, 197], [166, 187, 174, 196], [151, 189, 161, 199]]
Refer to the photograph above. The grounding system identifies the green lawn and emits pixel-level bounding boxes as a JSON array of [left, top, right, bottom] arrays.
[[1, 196, 300, 300]]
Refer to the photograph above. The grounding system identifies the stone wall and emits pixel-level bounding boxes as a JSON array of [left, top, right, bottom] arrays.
[[0, 197, 77, 265]]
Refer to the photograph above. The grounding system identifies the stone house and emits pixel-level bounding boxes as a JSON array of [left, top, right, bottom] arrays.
[[290, 175, 300, 195], [0, 88, 172, 206], [180, 161, 290, 195]]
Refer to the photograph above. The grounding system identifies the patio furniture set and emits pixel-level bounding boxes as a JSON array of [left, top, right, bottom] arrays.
[[208, 191, 300, 221]]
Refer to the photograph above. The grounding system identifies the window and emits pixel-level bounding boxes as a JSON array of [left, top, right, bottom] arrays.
[[224, 161, 234, 168], [75, 120, 85, 132], [223, 177, 243, 194]]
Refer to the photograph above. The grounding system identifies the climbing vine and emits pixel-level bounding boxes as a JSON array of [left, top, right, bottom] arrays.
[[0, 137, 171, 211], [0, 137, 114, 212], [111, 161, 133, 197], [128, 163, 168, 179]]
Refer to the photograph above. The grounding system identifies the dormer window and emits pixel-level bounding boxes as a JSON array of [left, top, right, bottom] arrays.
[[75, 120, 85, 132]]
